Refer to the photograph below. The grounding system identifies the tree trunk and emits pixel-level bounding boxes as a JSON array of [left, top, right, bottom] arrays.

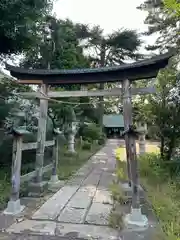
[[160, 135, 165, 159], [166, 138, 175, 161]]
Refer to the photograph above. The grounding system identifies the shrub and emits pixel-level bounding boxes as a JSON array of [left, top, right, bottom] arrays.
[[80, 123, 102, 142], [139, 153, 180, 239], [82, 141, 91, 150], [98, 132, 107, 145], [138, 153, 169, 183], [98, 137, 105, 145]]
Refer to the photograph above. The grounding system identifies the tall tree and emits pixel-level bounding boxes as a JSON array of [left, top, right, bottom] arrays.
[[134, 58, 180, 161], [21, 17, 95, 133], [22, 17, 89, 70], [137, 0, 180, 51], [75, 24, 142, 127], [0, 0, 53, 57]]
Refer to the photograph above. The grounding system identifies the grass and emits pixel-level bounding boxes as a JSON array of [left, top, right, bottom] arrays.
[[109, 211, 124, 230], [0, 142, 102, 210], [57, 143, 101, 180], [139, 153, 180, 240], [115, 142, 180, 240], [109, 181, 126, 230], [0, 170, 11, 209]]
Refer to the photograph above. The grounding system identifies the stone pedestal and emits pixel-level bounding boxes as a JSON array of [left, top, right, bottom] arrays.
[[124, 207, 148, 227], [137, 122, 147, 155], [28, 181, 48, 197], [139, 134, 146, 155], [68, 133, 76, 153], [48, 129, 61, 190], [48, 175, 61, 188]]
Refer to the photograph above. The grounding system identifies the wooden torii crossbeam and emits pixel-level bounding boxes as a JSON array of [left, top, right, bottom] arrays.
[[18, 87, 156, 99]]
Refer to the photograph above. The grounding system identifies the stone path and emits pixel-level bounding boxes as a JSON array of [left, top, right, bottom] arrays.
[[3, 139, 121, 240]]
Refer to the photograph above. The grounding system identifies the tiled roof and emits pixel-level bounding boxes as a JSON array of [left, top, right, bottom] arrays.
[[103, 114, 124, 128]]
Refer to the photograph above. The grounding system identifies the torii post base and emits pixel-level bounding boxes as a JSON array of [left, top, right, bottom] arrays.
[[4, 199, 25, 215], [124, 208, 148, 228]]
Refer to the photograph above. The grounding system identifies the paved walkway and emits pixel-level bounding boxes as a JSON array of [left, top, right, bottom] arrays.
[[4, 139, 121, 239]]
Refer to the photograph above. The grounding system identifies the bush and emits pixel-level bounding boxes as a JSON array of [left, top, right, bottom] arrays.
[[82, 141, 91, 150], [79, 123, 102, 142], [98, 132, 106, 145], [139, 153, 169, 183], [98, 137, 105, 145]]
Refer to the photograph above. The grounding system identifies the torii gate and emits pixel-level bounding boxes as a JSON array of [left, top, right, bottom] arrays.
[[6, 52, 172, 226]]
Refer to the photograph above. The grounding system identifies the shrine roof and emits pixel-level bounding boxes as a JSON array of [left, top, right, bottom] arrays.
[[6, 52, 172, 85]]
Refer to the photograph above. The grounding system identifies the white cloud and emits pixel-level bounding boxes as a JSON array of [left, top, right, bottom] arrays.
[[53, 0, 158, 52], [54, 0, 147, 34]]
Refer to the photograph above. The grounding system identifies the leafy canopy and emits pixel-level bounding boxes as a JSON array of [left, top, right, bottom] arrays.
[[0, 0, 53, 56]]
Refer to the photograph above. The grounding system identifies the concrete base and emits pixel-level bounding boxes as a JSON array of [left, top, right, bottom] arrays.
[[124, 208, 148, 227], [48, 175, 61, 189], [4, 199, 25, 215], [28, 181, 48, 197]]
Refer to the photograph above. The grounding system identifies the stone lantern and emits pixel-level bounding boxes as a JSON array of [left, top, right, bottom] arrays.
[[136, 122, 147, 155]]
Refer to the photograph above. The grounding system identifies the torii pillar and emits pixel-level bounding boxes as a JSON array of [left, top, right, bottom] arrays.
[[122, 79, 148, 227], [29, 84, 48, 195]]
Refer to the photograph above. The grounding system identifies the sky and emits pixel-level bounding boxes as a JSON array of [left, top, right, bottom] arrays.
[[53, 0, 157, 48]]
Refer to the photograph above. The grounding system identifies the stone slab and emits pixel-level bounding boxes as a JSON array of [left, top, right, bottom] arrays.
[[85, 202, 112, 225], [32, 186, 79, 220], [0, 214, 15, 231], [55, 222, 119, 240], [67, 186, 96, 209], [93, 189, 113, 205], [66, 177, 85, 186], [6, 220, 56, 236], [58, 207, 86, 224], [82, 173, 101, 186]]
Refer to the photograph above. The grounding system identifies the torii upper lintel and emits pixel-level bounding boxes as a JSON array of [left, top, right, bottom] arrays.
[[6, 52, 172, 85]]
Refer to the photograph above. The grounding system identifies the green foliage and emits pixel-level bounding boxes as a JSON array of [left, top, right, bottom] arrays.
[[139, 153, 169, 183], [139, 153, 180, 239], [110, 182, 128, 204], [134, 63, 180, 161], [22, 18, 89, 69], [0, 0, 53, 56], [80, 123, 102, 142], [82, 140, 91, 150], [138, 0, 179, 50], [164, 0, 180, 17], [75, 24, 143, 127], [98, 136, 106, 145], [0, 77, 31, 128], [109, 211, 124, 230]]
